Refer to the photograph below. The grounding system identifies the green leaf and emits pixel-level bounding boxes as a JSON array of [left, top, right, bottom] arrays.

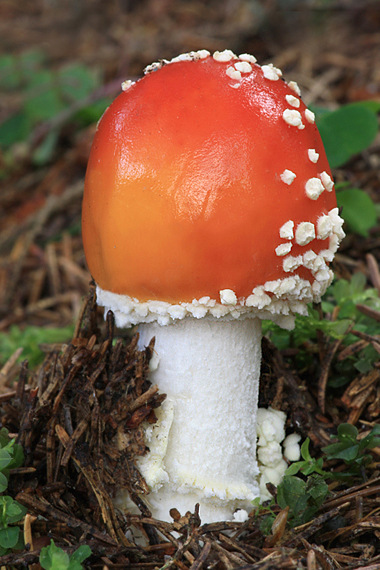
[[277, 474, 328, 528], [355, 358, 374, 374], [67, 562, 86, 570], [330, 279, 350, 305], [337, 188, 377, 237], [302, 461, 320, 476], [6, 503, 22, 518], [0, 526, 20, 549], [40, 540, 70, 570], [39, 540, 91, 570], [285, 461, 303, 476], [75, 98, 110, 125], [70, 544, 92, 565], [0, 49, 46, 90], [19, 49, 46, 82], [317, 103, 379, 168], [0, 113, 31, 148], [300, 438, 312, 461], [0, 449, 12, 472], [349, 270, 367, 295], [328, 375, 351, 389], [13, 530, 25, 551], [361, 436, 380, 450], [0, 472, 8, 493], [9, 443, 24, 470], [259, 513, 276, 535], [24, 70, 66, 122], [306, 475, 329, 508], [356, 100, 380, 114], [325, 442, 360, 462], [6, 501, 27, 524], [0, 55, 22, 89], [322, 441, 347, 457], [0, 544, 7, 556], [308, 104, 331, 122], [59, 63, 99, 103], [0, 496, 27, 525], [0, 430, 24, 471], [32, 128, 60, 166], [330, 273, 377, 309], [0, 428, 9, 444], [277, 476, 307, 512], [337, 423, 358, 441]]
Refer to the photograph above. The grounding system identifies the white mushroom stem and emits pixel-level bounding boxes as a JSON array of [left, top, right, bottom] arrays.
[[135, 316, 262, 522]]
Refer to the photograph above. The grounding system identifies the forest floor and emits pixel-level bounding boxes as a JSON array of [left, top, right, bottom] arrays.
[[1, 1, 380, 568]]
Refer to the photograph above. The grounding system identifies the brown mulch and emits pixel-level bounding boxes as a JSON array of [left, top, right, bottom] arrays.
[[0, 279, 380, 569], [1, 280, 380, 569]]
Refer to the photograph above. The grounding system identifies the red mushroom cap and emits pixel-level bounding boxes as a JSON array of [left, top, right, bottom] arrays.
[[82, 51, 341, 308]]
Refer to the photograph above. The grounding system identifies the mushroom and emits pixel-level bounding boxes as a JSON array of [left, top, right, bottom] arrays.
[[82, 49, 345, 522]]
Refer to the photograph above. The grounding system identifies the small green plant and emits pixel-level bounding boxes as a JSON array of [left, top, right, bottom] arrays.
[[284, 438, 326, 478], [264, 272, 380, 380], [322, 423, 380, 478], [327, 273, 380, 376], [0, 428, 27, 555], [336, 183, 377, 238], [274, 439, 329, 528], [40, 539, 92, 570], [0, 496, 27, 554], [277, 423, 380, 528], [315, 101, 380, 238], [254, 424, 380, 532], [0, 323, 75, 368], [316, 101, 380, 169], [0, 428, 24, 491], [277, 473, 329, 528], [251, 439, 330, 533], [251, 497, 277, 534], [0, 48, 110, 167]]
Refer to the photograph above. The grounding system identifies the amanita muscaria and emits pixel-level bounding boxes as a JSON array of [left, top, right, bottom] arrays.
[[82, 49, 345, 522]]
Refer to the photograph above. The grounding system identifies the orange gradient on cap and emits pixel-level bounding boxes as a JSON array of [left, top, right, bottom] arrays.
[[82, 56, 337, 304]]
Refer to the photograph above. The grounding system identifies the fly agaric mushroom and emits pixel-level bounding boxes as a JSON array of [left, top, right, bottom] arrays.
[[82, 49, 345, 522]]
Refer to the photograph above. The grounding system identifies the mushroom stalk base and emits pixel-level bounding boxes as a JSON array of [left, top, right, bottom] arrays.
[[133, 316, 262, 523]]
